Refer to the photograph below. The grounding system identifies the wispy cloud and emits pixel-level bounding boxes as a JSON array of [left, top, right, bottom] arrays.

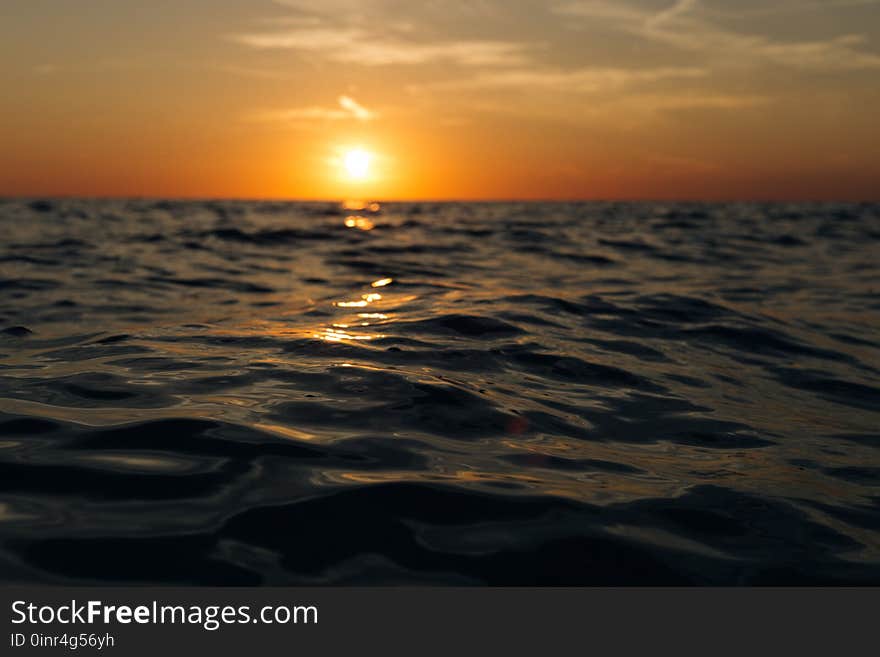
[[233, 2, 532, 67], [413, 71, 769, 123], [416, 66, 707, 93], [251, 95, 377, 123], [231, 26, 531, 66], [625, 92, 771, 111], [338, 95, 373, 120], [754, 34, 880, 70], [271, 0, 507, 20], [705, 0, 880, 20], [644, 0, 699, 30], [556, 0, 880, 71]]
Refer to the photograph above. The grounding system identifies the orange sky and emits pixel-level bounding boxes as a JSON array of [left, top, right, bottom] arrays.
[[1, 0, 879, 200]]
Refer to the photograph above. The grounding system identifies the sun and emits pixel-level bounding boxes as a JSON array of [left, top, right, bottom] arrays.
[[343, 149, 371, 180]]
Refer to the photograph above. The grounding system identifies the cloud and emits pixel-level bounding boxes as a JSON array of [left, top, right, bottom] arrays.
[[626, 92, 771, 111], [413, 70, 769, 123], [417, 66, 707, 93], [644, 0, 699, 30], [556, 0, 880, 71], [271, 0, 505, 20], [230, 26, 531, 66], [338, 95, 373, 120], [553, 1, 645, 23], [754, 34, 880, 71], [233, 2, 531, 67], [251, 95, 377, 123], [706, 0, 880, 20], [231, 27, 361, 50]]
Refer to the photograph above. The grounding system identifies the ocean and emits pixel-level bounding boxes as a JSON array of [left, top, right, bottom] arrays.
[[0, 198, 878, 584]]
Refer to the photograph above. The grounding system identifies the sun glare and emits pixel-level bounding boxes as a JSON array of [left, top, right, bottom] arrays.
[[343, 149, 371, 180]]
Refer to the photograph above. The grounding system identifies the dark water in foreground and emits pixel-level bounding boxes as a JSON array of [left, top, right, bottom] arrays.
[[0, 199, 878, 585]]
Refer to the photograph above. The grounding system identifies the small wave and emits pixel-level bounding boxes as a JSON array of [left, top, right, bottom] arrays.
[[0, 199, 878, 584]]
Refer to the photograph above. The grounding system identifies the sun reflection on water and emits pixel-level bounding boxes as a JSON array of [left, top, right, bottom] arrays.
[[310, 278, 397, 342], [314, 327, 381, 342], [343, 200, 381, 230], [342, 200, 381, 212], [335, 292, 382, 308], [344, 216, 375, 231]]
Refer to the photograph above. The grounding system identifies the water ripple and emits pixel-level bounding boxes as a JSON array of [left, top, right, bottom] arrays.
[[0, 199, 878, 584]]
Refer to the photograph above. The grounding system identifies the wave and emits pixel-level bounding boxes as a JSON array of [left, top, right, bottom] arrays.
[[0, 199, 878, 584]]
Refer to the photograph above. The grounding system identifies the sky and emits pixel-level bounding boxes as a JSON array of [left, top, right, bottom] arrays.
[[1, 0, 879, 200]]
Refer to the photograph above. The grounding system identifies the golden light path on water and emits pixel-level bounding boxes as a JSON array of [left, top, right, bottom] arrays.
[[322, 204, 394, 341], [317, 282, 389, 341]]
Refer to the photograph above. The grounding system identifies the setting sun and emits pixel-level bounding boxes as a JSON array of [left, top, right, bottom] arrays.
[[343, 149, 371, 181]]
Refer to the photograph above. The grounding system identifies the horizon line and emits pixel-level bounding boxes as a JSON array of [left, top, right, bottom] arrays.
[[2, 194, 878, 205]]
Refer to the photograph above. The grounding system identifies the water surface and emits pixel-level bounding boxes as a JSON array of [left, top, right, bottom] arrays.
[[1, 199, 878, 584]]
